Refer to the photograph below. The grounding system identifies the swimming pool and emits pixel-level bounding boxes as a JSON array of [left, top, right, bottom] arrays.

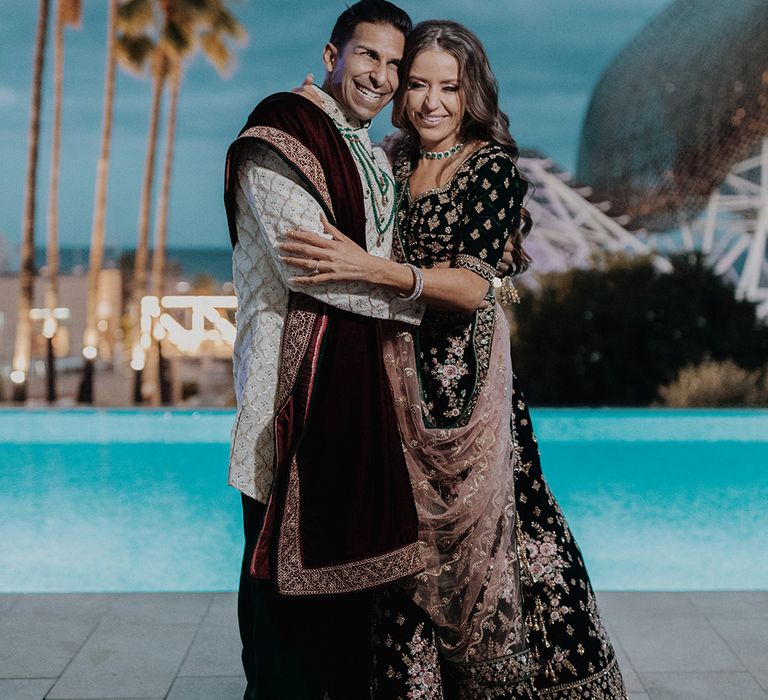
[[1, 408, 766, 592]]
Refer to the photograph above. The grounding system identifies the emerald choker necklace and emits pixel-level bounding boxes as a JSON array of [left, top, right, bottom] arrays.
[[419, 142, 464, 160]]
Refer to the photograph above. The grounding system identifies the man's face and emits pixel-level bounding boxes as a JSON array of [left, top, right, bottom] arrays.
[[323, 21, 405, 122]]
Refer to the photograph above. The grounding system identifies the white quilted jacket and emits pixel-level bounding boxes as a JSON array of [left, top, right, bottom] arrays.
[[229, 88, 423, 502]]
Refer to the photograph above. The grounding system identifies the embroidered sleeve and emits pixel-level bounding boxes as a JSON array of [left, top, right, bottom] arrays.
[[237, 143, 424, 325], [454, 151, 521, 283]]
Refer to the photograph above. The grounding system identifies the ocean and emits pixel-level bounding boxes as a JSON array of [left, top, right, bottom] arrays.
[[26, 247, 234, 286]]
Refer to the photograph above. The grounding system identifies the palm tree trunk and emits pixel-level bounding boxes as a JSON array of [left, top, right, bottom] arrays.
[[131, 58, 166, 404], [145, 67, 181, 406], [12, 0, 51, 403], [43, 1, 66, 403], [150, 68, 180, 298], [77, 0, 117, 404]]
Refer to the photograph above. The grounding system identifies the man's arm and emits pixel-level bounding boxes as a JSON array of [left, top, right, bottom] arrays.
[[237, 143, 423, 325]]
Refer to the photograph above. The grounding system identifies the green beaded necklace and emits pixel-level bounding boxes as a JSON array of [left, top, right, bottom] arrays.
[[335, 123, 395, 247], [419, 142, 465, 160]]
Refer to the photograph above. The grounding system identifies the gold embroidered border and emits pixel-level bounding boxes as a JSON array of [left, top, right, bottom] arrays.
[[454, 253, 497, 283], [276, 458, 425, 596], [446, 649, 533, 698], [444, 647, 536, 699], [540, 657, 627, 699], [274, 294, 321, 412], [238, 125, 335, 216]]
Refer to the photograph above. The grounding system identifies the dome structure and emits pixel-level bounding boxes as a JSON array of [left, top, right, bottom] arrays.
[[576, 0, 768, 231]]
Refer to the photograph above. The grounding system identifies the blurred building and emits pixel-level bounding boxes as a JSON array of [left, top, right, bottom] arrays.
[[576, 0, 768, 315]]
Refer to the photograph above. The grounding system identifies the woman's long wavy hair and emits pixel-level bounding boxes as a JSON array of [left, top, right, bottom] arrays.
[[392, 20, 532, 273]]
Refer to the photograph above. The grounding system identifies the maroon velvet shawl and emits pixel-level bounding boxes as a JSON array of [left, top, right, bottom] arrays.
[[224, 93, 422, 595]]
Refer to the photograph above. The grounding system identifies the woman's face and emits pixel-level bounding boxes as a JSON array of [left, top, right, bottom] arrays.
[[404, 48, 465, 152]]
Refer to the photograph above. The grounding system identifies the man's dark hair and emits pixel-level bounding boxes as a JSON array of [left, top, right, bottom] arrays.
[[329, 0, 412, 50]]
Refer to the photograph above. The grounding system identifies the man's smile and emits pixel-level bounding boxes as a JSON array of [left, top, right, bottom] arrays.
[[354, 82, 386, 102]]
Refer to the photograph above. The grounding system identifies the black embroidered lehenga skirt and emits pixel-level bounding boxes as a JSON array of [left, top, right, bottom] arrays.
[[370, 376, 628, 700]]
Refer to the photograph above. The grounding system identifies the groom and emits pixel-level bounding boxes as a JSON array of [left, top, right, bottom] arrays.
[[224, 1, 423, 696]]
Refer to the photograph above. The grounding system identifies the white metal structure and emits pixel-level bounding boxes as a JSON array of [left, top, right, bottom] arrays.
[[644, 138, 768, 318], [516, 153, 670, 279]]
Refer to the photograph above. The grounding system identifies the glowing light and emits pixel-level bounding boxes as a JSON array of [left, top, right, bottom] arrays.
[[31, 306, 70, 321], [96, 300, 111, 318], [10, 370, 25, 384], [83, 345, 98, 360], [83, 327, 98, 347], [139, 295, 238, 357], [42, 317, 57, 339], [141, 296, 161, 318], [131, 346, 145, 371]]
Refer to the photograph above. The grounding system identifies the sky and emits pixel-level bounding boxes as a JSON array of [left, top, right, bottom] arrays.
[[0, 0, 670, 253]]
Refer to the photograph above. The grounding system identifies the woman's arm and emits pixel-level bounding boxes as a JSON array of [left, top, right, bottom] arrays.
[[278, 216, 489, 314]]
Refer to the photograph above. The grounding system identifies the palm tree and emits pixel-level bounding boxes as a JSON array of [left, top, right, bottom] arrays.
[[150, 0, 245, 301], [145, 0, 246, 404], [77, 0, 151, 404], [113, 0, 167, 404], [123, 0, 245, 404], [12, 0, 51, 403], [45, 0, 82, 403]]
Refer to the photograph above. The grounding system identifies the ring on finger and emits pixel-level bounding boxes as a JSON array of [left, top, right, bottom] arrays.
[[312, 259, 320, 275]]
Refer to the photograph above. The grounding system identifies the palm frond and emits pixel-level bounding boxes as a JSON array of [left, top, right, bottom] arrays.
[[212, 7, 247, 44], [180, 0, 209, 12], [116, 34, 155, 73], [200, 30, 232, 75], [117, 0, 155, 37], [160, 18, 192, 57]]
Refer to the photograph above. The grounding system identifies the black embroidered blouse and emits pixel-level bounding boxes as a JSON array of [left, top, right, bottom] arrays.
[[393, 143, 527, 428]]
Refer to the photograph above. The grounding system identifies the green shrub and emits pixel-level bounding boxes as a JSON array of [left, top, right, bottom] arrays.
[[510, 253, 768, 405]]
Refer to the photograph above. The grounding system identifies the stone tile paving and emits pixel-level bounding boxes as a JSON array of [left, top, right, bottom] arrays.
[[0, 592, 764, 699]]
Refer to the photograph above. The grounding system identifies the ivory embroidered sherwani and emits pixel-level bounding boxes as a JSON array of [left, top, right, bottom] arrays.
[[224, 87, 425, 598], [228, 87, 422, 505]]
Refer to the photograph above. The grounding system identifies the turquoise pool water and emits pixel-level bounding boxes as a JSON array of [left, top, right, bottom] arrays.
[[1, 409, 766, 592]]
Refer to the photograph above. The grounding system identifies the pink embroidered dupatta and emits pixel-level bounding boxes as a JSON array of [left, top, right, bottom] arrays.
[[383, 306, 531, 685]]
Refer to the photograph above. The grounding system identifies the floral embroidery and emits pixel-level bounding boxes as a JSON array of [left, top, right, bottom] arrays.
[[443, 649, 535, 699], [403, 623, 443, 699], [433, 335, 470, 387], [525, 531, 572, 620], [511, 381, 627, 698]]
